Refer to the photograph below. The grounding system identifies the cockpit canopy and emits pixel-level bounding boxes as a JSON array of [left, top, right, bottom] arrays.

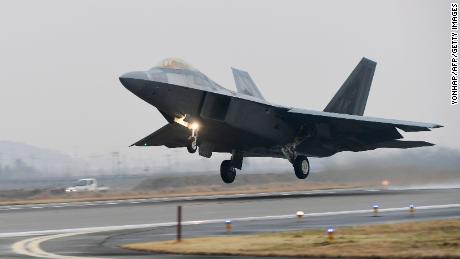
[[156, 58, 197, 71], [145, 57, 232, 94]]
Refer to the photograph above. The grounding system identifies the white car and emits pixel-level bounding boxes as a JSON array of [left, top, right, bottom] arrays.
[[65, 178, 109, 193]]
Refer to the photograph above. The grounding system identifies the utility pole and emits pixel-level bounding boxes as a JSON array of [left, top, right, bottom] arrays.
[[177, 205, 182, 242]]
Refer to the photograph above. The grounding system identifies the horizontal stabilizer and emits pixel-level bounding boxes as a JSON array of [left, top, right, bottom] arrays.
[[324, 57, 376, 116], [372, 140, 434, 149], [232, 68, 265, 100]]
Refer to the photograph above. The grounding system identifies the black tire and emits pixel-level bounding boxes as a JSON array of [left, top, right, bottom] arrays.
[[293, 156, 310, 179], [186, 136, 197, 153], [220, 160, 236, 184]]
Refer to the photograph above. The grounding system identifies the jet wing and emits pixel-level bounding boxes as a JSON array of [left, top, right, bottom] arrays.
[[130, 123, 189, 148], [284, 108, 442, 156], [287, 108, 442, 132]]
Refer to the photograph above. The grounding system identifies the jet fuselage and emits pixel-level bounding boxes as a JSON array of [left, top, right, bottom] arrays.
[[120, 68, 295, 155]]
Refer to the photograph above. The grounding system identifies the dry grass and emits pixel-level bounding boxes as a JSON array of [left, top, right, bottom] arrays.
[[122, 219, 460, 258], [0, 182, 358, 206]]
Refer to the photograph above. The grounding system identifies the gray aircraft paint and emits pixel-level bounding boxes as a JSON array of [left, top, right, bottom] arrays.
[[120, 58, 442, 162], [232, 68, 265, 100], [324, 58, 376, 116]]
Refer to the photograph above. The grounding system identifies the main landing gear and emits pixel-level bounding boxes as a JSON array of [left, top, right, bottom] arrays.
[[293, 155, 310, 179], [220, 160, 236, 183], [220, 151, 243, 184], [281, 145, 310, 180]]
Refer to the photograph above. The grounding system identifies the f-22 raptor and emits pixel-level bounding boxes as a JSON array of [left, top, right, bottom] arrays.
[[120, 58, 442, 183]]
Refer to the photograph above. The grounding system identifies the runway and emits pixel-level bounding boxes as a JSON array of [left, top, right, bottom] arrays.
[[1, 187, 459, 258]]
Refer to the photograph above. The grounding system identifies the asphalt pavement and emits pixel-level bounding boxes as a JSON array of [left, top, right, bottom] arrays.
[[1, 187, 459, 258]]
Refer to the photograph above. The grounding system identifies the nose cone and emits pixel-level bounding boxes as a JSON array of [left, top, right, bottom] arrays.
[[119, 71, 149, 94]]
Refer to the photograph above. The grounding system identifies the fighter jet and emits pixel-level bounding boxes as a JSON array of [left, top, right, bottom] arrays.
[[119, 57, 442, 183]]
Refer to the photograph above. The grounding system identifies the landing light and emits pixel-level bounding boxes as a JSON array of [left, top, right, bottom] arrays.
[[190, 122, 200, 130], [327, 227, 335, 242], [173, 116, 200, 131], [373, 204, 379, 217], [296, 211, 304, 219], [381, 179, 390, 186]]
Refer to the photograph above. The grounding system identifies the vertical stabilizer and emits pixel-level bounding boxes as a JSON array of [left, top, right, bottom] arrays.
[[232, 68, 265, 100], [324, 57, 376, 116]]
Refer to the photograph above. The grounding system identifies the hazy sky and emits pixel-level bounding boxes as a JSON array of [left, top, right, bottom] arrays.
[[0, 0, 456, 161]]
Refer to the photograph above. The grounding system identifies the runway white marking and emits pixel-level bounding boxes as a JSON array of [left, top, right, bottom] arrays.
[[9, 203, 460, 258], [12, 232, 105, 259], [4, 203, 460, 238]]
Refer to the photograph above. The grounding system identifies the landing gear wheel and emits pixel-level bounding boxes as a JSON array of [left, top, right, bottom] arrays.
[[293, 156, 310, 179], [186, 136, 197, 153], [220, 160, 236, 184]]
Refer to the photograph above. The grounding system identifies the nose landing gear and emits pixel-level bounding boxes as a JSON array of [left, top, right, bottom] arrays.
[[186, 121, 199, 154], [186, 136, 197, 153], [173, 115, 200, 154]]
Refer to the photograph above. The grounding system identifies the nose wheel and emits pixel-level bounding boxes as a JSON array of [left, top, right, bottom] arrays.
[[186, 123, 199, 154], [220, 160, 236, 184], [186, 136, 197, 153]]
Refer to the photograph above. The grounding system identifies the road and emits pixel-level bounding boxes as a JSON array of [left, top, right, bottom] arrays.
[[1, 187, 459, 258]]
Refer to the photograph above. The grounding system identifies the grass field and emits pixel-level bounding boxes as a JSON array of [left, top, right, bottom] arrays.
[[123, 219, 460, 258]]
